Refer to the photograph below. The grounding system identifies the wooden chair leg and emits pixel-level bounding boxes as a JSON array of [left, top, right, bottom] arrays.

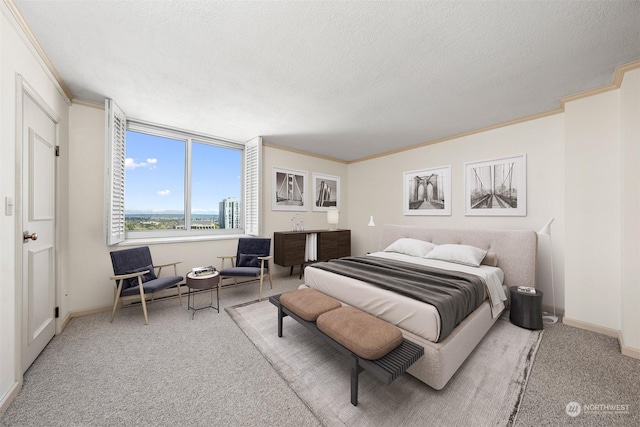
[[111, 280, 124, 323], [259, 274, 263, 301], [110, 295, 120, 323], [138, 282, 149, 325], [140, 298, 149, 325], [174, 264, 183, 305], [268, 270, 273, 289]]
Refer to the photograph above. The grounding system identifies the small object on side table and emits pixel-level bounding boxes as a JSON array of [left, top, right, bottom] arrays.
[[509, 286, 543, 330], [186, 270, 220, 319]]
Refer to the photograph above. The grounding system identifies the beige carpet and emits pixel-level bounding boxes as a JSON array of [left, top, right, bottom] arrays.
[[227, 300, 543, 427]]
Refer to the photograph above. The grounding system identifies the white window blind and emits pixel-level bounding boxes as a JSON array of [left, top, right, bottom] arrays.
[[244, 136, 262, 236], [105, 99, 126, 245]]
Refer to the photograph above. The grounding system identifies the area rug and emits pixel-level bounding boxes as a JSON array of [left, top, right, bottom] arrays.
[[227, 300, 543, 427]]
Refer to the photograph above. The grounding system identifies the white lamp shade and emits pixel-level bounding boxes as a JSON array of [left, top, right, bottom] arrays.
[[327, 208, 339, 229], [538, 217, 554, 236], [368, 216, 375, 227]]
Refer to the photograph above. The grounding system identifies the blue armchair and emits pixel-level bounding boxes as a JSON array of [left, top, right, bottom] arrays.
[[218, 238, 273, 301], [109, 246, 184, 324]]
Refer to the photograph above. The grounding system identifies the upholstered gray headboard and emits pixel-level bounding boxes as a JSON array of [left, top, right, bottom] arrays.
[[378, 224, 537, 287]]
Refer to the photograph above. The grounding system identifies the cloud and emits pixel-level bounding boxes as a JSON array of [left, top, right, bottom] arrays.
[[125, 158, 158, 169], [157, 190, 171, 196]]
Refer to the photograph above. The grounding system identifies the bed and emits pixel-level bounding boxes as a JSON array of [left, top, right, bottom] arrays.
[[302, 224, 537, 390]]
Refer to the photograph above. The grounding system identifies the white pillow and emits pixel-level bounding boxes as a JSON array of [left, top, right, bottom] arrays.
[[383, 238, 437, 257], [424, 244, 487, 267]]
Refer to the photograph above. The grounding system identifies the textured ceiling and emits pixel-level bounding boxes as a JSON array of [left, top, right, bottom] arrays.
[[12, 1, 640, 162]]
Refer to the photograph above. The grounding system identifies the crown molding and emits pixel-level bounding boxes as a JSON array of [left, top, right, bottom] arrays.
[[4, 0, 74, 102], [349, 108, 565, 164], [263, 141, 349, 164], [557, 60, 640, 106], [613, 59, 640, 87], [71, 99, 105, 110], [7, 0, 638, 164], [349, 59, 640, 164]]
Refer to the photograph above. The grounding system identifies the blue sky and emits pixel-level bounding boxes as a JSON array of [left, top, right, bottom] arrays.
[[125, 131, 241, 214]]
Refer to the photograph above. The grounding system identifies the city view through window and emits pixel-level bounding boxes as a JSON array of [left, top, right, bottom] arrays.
[[124, 129, 242, 232]]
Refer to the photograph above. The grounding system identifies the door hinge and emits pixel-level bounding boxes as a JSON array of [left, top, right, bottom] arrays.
[[55, 306, 59, 318], [55, 146, 60, 157]]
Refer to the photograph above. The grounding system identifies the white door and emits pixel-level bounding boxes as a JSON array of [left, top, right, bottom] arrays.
[[21, 92, 57, 373]]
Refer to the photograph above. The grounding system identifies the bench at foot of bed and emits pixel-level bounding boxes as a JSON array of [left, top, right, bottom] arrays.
[[269, 290, 424, 406]]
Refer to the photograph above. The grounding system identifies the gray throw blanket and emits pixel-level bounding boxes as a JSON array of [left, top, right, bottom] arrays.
[[311, 256, 485, 342]]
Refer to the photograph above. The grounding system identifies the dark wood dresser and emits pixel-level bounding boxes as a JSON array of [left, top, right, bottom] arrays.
[[274, 229, 351, 277]]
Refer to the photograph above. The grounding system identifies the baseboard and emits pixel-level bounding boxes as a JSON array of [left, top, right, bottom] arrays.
[[60, 312, 72, 330], [69, 304, 112, 319], [0, 381, 21, 415], [68, 284, 188, 319], [563, 317, 619, 337], [563, 317, 640, 360], [618, 333, 640, 359], [67, 276, 289, 320]]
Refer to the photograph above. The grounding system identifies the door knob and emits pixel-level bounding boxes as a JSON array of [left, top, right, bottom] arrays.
[[23, 231, 38, 242]]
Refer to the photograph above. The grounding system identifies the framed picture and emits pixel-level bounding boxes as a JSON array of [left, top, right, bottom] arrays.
[[312, 173, 340, 211], [272, 167, 308, 211], [464, 154, 526, 216], [403, 166, 451, 216]]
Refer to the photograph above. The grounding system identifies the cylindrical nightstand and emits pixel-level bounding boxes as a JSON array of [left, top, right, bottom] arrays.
[[509, 286, 543, 330]]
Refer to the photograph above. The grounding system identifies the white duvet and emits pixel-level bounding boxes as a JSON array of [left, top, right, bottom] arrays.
[[303, 252, 506, 342]]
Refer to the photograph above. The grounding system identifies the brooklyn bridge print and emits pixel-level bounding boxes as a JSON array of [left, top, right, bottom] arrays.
[[465, 154, 526, 216], [404, 166, 451, 216]]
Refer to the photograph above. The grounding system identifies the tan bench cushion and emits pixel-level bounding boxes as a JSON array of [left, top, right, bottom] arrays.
[[317, 306, 403, 360], [280, 288, 341, 322]]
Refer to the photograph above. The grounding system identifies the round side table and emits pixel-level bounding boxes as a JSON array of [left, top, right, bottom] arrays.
[[186, 271, 220, 319], [509, 286, 543, 330]]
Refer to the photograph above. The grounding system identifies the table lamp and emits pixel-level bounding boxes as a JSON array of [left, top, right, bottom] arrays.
[[327, 207, 339, 230]]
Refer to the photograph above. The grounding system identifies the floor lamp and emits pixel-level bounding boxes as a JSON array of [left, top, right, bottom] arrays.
[[538, 218, 558, 324]]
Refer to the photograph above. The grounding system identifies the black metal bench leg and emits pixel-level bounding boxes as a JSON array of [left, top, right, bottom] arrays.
[[351, 354, 363, 406], [270, 293, 424, 407]]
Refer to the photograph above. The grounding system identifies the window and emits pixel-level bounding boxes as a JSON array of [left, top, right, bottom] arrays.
[[105, 99, 261, 244], [125, 131, 187, 231]]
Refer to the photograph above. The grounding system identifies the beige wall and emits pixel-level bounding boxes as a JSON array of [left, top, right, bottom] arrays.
[[66, 104, 350, 311], [0, 2, 70, 409], [564, 90, 621, 330], [347, 114, 566, 311], [563, 69, 640, 354], [620, 68, 640, 350], [348, 74, 640, 356], [263, 145, 349, 276], [3, 1, 639, 410], [68, 104, 245, 311]]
